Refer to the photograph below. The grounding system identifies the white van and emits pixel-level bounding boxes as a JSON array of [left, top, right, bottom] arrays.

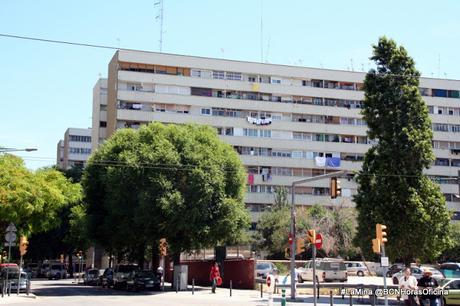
[[298, 259, 347, 283]]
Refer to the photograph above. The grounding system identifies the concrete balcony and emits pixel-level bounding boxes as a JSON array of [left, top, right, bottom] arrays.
[[244, 192, 354, 207]]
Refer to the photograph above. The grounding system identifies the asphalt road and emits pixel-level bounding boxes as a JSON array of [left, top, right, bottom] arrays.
[[3, 277, 396, 306]]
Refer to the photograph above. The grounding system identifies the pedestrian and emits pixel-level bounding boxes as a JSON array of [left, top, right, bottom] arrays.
[[399, 267, 419, 306], [417, 269, 439, 306], [209, 262, 221, 294]]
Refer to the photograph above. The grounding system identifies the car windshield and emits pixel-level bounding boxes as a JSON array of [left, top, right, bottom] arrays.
[[439, 279, 451, 287], [118, 265, 137, 273], [257, 263, 271, 270], [139, 271, 155, 278]]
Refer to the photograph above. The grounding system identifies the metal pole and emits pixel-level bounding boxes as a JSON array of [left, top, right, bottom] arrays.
[[290, 183, 296, 300], [330, 290, 333, 306], [5, 242, 12, 294], [230, 280, 232, 297], [260, 283, 263, 298], [381, 244, 389, 306], [17, 255, 23, 295], [313, 244, 317, 306], [192, 278, 194, 295], [349, 294, 353, 306]]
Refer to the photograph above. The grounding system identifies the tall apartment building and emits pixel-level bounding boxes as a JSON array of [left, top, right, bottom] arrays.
[[91, 78, 108, 152], [56, 127, 92, 170], [97, 49, 460, 226]]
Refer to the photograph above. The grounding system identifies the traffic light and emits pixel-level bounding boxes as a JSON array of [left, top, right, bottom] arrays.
[[372, 238, 381, 254], [284, 247, 291, 259], [159, 238, 168, 256], [330, 177, 342, 199], [307, 229, 316, 244], [19, 236, 28, 256], [60, 254, 64, 263], [295, 238, 305, 255], [376, 224, 388, 244]]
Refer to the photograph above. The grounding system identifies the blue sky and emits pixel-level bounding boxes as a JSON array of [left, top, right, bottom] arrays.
[[1, 0, 460, 169]]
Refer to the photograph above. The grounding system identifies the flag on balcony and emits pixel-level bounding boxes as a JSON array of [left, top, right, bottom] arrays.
[[248, 173, 254, 185], [326, 157, 341, 167], [314, 156, 326, 167]]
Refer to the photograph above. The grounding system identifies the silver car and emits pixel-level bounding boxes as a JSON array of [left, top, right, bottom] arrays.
[[255, 262, 278, 279], [392, 266, 445, 284]]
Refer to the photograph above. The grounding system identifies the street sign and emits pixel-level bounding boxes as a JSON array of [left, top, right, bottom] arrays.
[[381, 256, 389, 267], [5, 232, 17, 243], [266, 275, 271, 287], [6, 223, 17, 232], [315, 233, 323, 249], [4, 242, 15, 247]]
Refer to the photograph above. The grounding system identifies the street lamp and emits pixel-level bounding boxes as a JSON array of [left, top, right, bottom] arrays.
[[0, 147, 37, 153]]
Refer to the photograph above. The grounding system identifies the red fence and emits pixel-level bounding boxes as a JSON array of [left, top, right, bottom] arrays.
[[165, 259, 255, 289]]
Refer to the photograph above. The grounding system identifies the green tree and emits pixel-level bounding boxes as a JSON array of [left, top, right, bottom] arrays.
[[0, 154, 81, 236], [83, 122, 250, 264], [273, 187, 289, 210], [354, 37, 452, 264], [439, 222, 460, 262]]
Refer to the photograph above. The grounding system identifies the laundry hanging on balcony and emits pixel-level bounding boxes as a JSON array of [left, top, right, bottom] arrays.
[[247, 116, 272, 125], [314, 156, 326, 167], [326, 157, 341, 167], [248, 173, 254, 185]]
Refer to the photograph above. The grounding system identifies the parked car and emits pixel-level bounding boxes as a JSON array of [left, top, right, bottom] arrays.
[[439, 278, 460, 305], [113, 264, 139, 290], [24, 263, 39, 278], [126, 270, 161, 291], [255, 262, 278, 279], [47, 263, 67, 280], [84, 269, 103, 286], [100, 268, 114, 288], [386, 263, 405, 277], [9, 272, 30, 292], [439, 263, 460, 279], [39, 262, 50, 277], [344, 261, 369, 277], [392, 266, 444, 285], [298, 259, 347, 283]]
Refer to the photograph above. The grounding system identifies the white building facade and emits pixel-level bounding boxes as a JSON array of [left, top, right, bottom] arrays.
[[56, 127, 92, 170], [95, 50, 460, 226]]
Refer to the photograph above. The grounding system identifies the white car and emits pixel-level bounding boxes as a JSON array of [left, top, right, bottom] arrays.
[[255, 262, 278, 279], [392, 266, 444, 284], [344, 261, 369, 277], [298, 259, 348, 283]]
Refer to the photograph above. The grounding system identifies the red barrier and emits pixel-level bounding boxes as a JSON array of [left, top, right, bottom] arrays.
[[165, 258, 255, 289]]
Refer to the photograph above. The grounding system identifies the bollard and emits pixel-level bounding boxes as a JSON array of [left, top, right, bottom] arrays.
[[349, 294, 353, 306], [176, 275, 179, 293], [230, 280, 232, 297], [192, 278, 194, 295], [260, 283, 263, 298], [330, 290, 333, 306], [281, 289, 286, 306], [342, 285, 345, 299], [317, 282, 320, 300], [371, 293, 375, 306]]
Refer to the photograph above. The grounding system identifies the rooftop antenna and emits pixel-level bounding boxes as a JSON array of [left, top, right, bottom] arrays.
[[155, 0, 164, 52], [260, 0, 264, 62], [264, 35, 271, 63]]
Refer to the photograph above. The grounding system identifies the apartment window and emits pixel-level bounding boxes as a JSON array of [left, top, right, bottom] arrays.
[[292, 151, 303, 159], [128, 83, 143, 91], [260, 130, 271, 138], [212, 71, 225, 79], [201, 108, 211, 115], [452, 125, 460, 133], [69, 135, 91, 142], [226, 72, 242, 81], [244, 128, 258, 137], [271, 78, 281, 84], [433, 124, 449, 132], [432, 89, 448, 97], [99, 121, 107, 128], [225, 128, 234, 136], [435, 158, 449, 166], [248, 76, 256, 82], [191, 69, 202, 77]]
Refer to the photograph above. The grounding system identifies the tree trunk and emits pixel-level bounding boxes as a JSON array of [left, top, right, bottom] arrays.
[[151, 248, 160, 272], [68, 249, 74, 277], [137, 243, 146, 269], [173, 252, 181, 266]]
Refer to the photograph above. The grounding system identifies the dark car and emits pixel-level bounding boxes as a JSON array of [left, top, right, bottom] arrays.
[[126, 270, 160, 292], [84, 269, 103, 286], [386, 263, 405, 277], [100, 268, 114, 288], [113, 264, 139, 290]]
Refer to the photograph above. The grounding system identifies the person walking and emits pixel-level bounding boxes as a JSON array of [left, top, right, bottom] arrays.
[[209, 262, 221, 294], [418, 269, 439, 306], [399, 267, 419, 306]]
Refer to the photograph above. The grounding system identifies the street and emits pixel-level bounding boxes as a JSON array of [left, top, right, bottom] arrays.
[[3, 277, 398, 306]]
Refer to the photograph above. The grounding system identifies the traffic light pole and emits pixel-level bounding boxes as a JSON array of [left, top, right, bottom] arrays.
[[17, 255, 23, 295], [381, 244, 388, 306], [312, 244, 317, 306], [290, 170, 350, 300]]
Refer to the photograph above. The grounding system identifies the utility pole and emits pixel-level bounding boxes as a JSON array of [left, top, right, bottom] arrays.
[[289, 170, 350, 300]]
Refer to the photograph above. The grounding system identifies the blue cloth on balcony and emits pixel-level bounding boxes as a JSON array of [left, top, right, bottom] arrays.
[[326, 157, 341, 167]]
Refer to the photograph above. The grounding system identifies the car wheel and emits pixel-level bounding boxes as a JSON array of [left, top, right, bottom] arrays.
[[392, 277, 398, 285], [297, 275, 304, 283], [357, 271, 364, 277]]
